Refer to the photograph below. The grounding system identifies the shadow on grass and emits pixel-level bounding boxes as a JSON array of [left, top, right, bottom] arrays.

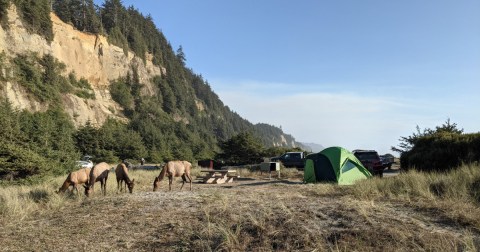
[[236, 179, 303, 187], [28, 189, 50, 203]]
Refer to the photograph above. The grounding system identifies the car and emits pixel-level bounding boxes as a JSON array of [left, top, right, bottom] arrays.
[[76, 160, 93, 169], [271, 152, 306, 169], [379, 154, 395, 170], [352, 150, 384, 177]]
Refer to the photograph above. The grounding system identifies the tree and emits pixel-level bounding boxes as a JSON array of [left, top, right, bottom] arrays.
[[84, 0, 101, 33], [176, 45, 186, 65], [0, 0, 10, 25], [101, 0, 123, 33], [18, 0, 54, 41], [74, 120, 100, 158], [216, 132, 264, 166]]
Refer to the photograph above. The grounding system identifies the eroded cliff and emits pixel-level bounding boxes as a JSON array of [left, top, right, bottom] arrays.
[[0, 5, 165, 126]]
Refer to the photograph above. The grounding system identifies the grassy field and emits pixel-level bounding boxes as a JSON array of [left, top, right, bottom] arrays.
[[0, 164, 479, 251]]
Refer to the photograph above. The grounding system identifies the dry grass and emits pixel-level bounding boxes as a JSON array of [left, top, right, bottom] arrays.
[[0, 165, 479, 251]]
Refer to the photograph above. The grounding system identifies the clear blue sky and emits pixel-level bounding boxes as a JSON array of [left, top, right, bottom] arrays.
[[99, 0, 480, 155]]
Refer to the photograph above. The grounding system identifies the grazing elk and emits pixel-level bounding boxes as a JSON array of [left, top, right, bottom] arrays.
[[57, 167, 91, 195], [83, 162, 110, 197], [153, 161, 192, 191], [115, 163, 135, 193]]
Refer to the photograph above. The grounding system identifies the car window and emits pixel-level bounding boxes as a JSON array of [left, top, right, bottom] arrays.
[[355, 152, 379, 160]]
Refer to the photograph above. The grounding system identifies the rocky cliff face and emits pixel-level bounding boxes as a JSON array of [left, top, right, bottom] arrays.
[[0, 5, 165, 126]]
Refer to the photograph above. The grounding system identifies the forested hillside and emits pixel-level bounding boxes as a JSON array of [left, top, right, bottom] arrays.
[[0, 0, 302, 182]]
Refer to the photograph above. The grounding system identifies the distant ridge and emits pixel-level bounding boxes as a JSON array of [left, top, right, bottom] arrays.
[[300, 142, 324, 153]]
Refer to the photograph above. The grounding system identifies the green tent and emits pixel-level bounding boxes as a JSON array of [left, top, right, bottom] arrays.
[[304, 146, 372, 185]]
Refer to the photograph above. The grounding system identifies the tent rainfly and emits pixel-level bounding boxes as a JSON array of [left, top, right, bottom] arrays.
[[304, 146, 372, 185]]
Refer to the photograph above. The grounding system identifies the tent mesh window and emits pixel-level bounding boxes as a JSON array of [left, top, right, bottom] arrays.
[[341, 160, 357, 173]]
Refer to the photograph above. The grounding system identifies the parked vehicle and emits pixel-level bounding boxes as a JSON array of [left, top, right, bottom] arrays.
[[76, 155, 94, 169], [352, 150, 384, 177], [271, 152, 306, 168], [380, 154, 395, 170], [76, 160, 93, 169]]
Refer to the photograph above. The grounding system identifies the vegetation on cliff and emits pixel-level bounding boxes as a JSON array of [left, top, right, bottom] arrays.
[[0, 1, 299, 182]]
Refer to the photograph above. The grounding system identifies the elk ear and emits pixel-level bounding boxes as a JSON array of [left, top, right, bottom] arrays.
[[131, 179, 135, 183]]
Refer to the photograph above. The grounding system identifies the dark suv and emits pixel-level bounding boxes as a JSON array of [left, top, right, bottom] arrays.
[[352, 150, 384, 177]]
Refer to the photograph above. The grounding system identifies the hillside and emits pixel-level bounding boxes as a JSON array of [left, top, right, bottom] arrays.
[[0, 1, 303, 181]]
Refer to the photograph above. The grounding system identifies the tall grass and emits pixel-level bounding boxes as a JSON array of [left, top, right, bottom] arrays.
[[0, 181, 69, 221], [351, 163, 480, 203], [0, 168, 161, 220], [350, 163, 480, 230]]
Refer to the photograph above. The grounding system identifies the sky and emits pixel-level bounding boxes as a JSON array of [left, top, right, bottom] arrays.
[[99, 0, 480, 155]]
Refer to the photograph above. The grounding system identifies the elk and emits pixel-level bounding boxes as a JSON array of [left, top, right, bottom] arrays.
[[153, 161, 192, 191], [115, 163, 135, 193], [57, 167, 91, 194], [83, 162, 110, 197]]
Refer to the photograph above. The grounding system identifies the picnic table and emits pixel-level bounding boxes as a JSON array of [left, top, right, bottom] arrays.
[[200, 169, 238, 184]]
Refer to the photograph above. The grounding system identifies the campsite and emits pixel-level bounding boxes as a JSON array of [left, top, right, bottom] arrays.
[[0, 0, 479, 251], [1, 163, 479, 251]]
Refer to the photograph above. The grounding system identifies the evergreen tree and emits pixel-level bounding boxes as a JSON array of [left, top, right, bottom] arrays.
[[53, 0, 72, 26], [216, 132, 264, 165], [0, 0, 10, 25], [16, 0, 54, 41], [176, 45, 186, 65], [101, 0, 123, 33], [84, 0, 101, 33]]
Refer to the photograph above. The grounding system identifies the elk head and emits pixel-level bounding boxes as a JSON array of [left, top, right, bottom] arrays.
[[83, 184, 93, 197], [153, 177, 160, 192], [127, 179, 135, 194]]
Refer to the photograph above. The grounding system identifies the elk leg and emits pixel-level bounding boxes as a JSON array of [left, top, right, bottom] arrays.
[[180, 174, 187, 191], [104, 178, 107, 195], [169, 176, 173, 191], [104, 173, 109, 195], [186, 173, 193, 191]]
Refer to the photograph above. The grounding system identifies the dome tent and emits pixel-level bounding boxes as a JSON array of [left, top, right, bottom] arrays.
[[304, 146, 372, 185]]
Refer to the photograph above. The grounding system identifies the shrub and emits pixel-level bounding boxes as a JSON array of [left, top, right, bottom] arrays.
[[401, 132, 480, 172]]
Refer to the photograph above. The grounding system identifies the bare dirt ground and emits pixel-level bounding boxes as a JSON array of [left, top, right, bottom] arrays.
[[1, 172, 479, 251]]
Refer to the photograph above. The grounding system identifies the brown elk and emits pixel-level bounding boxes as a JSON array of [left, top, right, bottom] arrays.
[[83, 162, 110, 197], [57, 167, 91, 194], [115, 163, 135, 193], [153, 161, 192, 191]]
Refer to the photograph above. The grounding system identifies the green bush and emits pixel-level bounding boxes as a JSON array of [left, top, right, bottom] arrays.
[[401, 132, 480, 172], [110, 77, 134, 110], [0, 141, 52, 182], [68, 73, 95, 99]]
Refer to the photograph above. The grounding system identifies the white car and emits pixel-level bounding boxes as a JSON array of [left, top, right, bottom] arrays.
[[76, 160, 94, 169]]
